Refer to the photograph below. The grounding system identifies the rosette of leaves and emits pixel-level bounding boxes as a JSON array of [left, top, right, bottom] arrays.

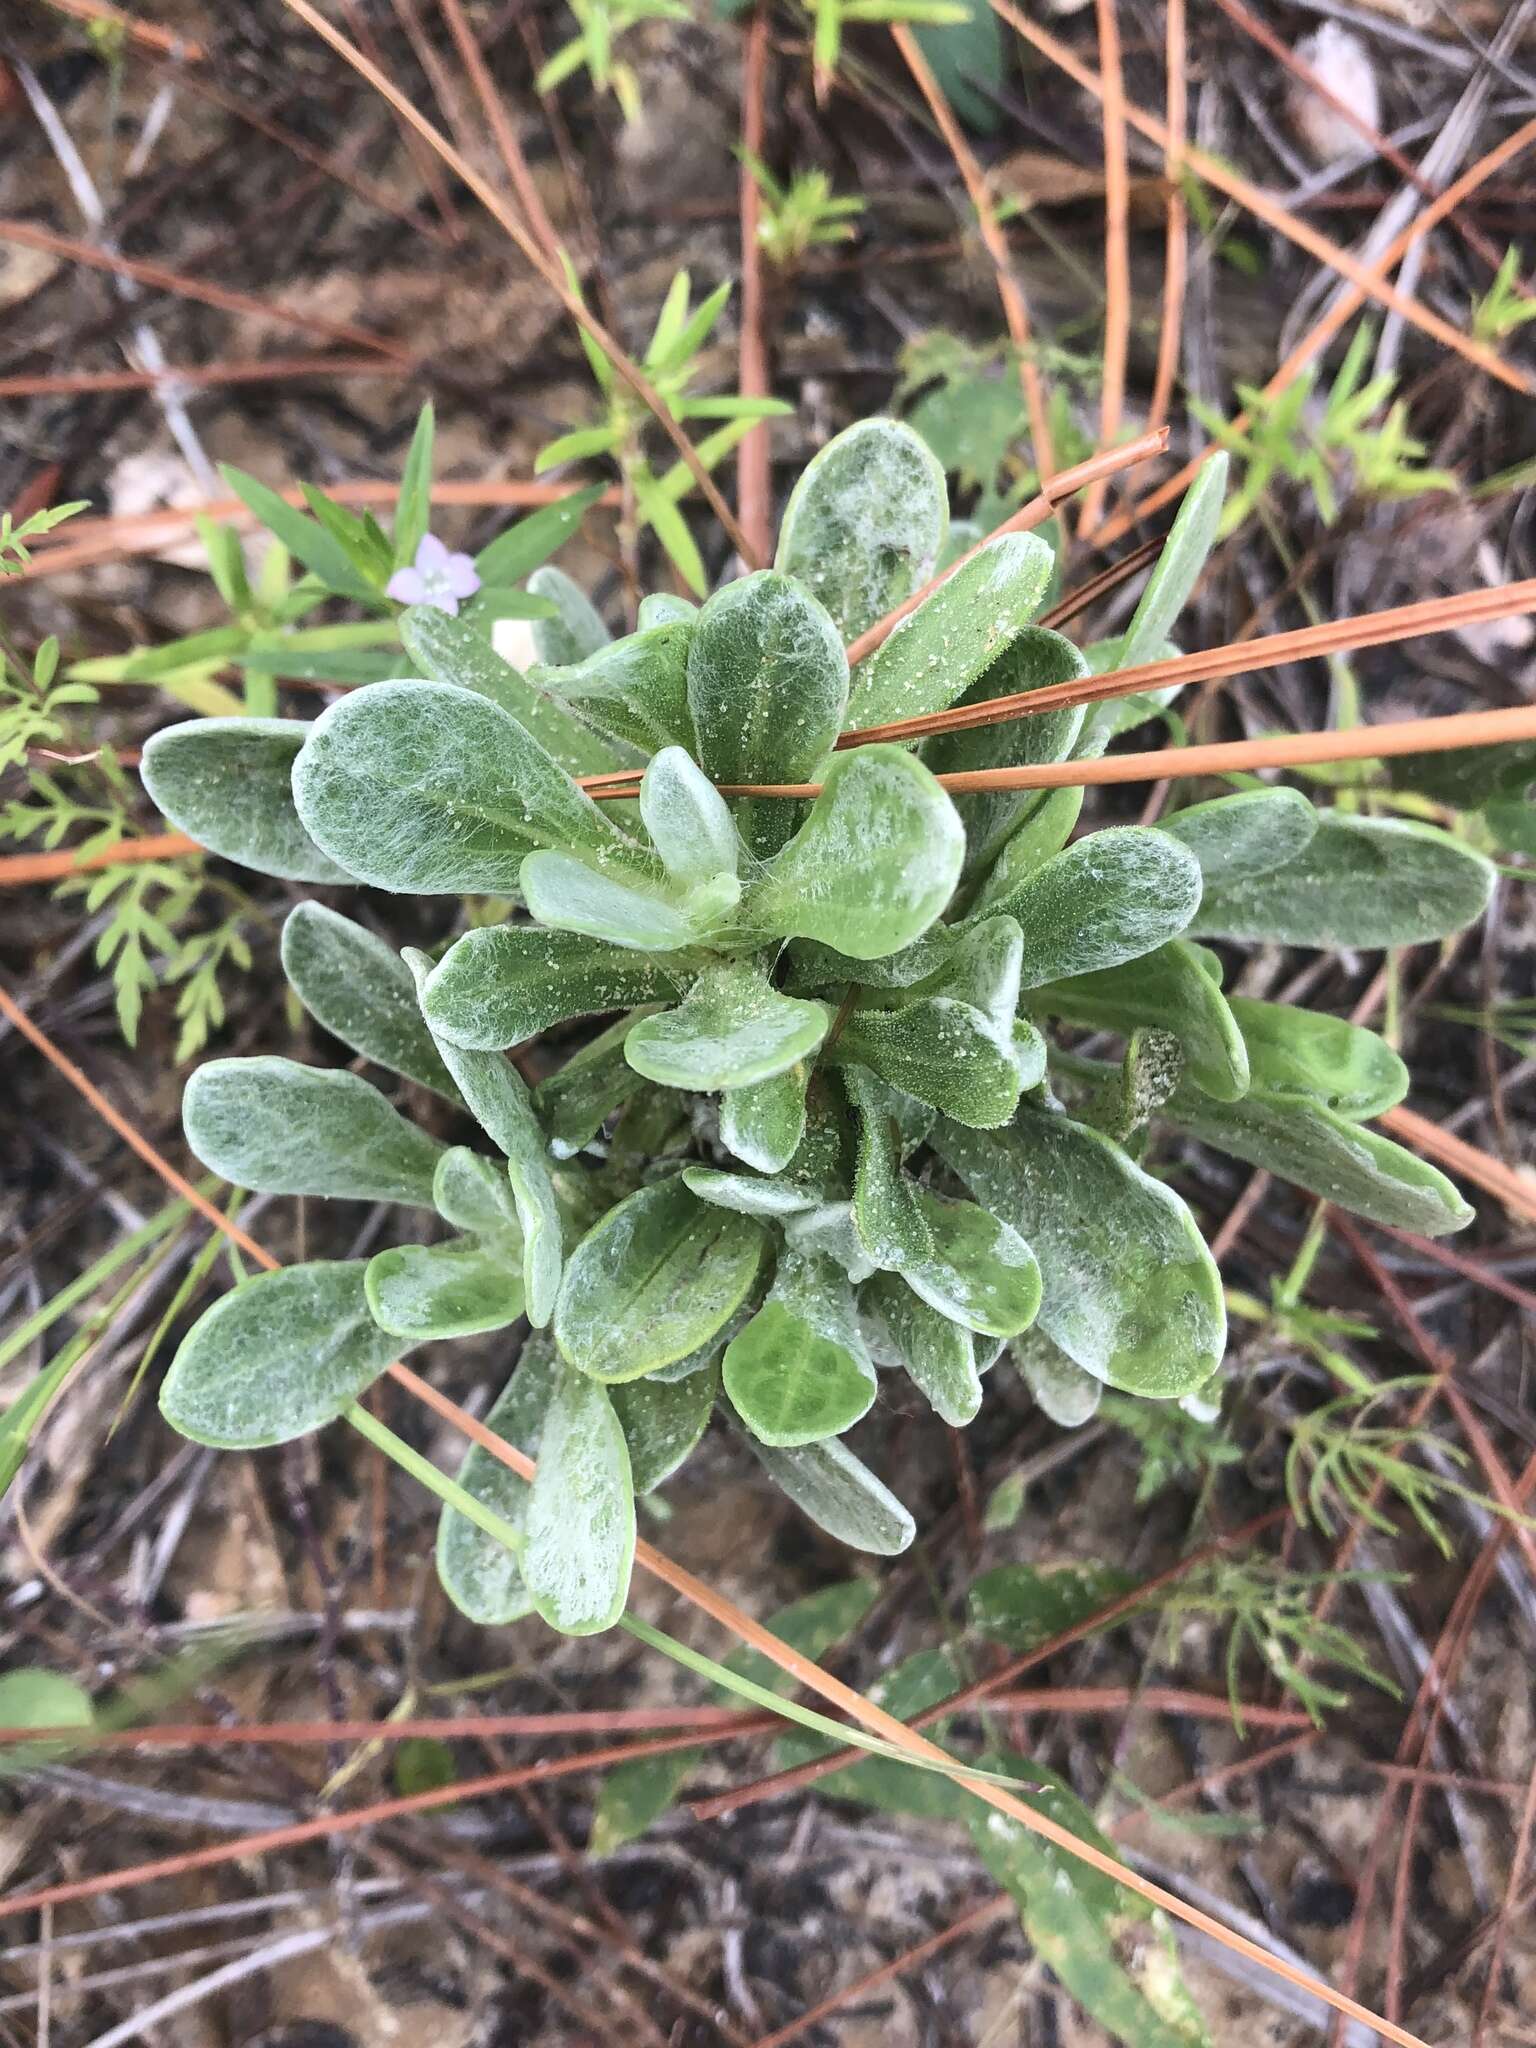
[[146, 418, 1490, 1640]]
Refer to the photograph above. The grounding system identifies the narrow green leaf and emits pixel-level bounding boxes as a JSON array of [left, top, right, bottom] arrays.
[[183, 1058, 444, 1206], [1118, 454, 1228, 670], [474, 490, 604, 586], [393, 402, 435, 566], [219, 463, 377, 600]]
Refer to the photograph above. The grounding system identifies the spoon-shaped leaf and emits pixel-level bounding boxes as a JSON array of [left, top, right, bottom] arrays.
[[625, 962, 829, 1091], [555, 1175, 766, 1382], [183, 1058, 444, 1207], [1191, 812, 1494, 948], [612, 1366, 717, 1492], [433, 1146, 524, 1238], [160, 1261, 403, 1448], [1157, 785, 1317, 888], [723, 1252, 877, 1447], [281, 904, 461, 1102], [527, 563, 610, 665], [533, 619, 697, 755], [141, 718, 351, 884], [845, 531, 1054, 732], [292, 679, 645, 894], [1010, 1328, 1104, 1427], [1228, 998, 1406, 1118], [436, 1337, 560, 1625], [365, 1237, 525, 1340], [981, 826, 1204, 989], [742, 746, 964, 960], [864, 1272, 982, 1427], [902, 1191, 1041, 1339], [775, 416, 948, 641], [936, 1111, 1225, 1399], [742, 1431, 915, 1555], [522, 1364, 635, 1635], [640, 745, 739, 886], [686, 570, 848, 857], [520, 848, 725, 952], [1031, 940, 1249, 1103], [424, 925, 682, 1050], [720, 1062, 812, 1175]]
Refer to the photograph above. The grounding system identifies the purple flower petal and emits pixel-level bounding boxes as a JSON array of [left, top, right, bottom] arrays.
[[414, 532, 451, 573], [387, 566, 428, 605], [443, 551, 481, 599]]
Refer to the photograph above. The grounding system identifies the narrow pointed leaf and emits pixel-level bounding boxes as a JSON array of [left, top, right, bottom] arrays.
[[1117, 453, 1228, 670]]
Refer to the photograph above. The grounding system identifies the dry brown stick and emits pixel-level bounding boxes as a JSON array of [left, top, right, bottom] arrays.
[[1146, 0, 1186, 437], [735, 5, 774, 563], [281, 0, 761, 568], [890, 23, 1056, 493], [986, 0, 1531, 399], [0, 356, 405, 398], [1380, 1106, 1536, 1228], [1079, 0, 1129, 535], [0, 986, 1431, 2048], [1094, 113, 1536, 548], [437, 0, 561, 259], [0, 833, 199, 889], [0, 217, 410, 362]]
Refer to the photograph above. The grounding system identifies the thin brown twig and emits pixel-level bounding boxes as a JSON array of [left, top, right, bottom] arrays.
[[1380, 1106, 1536, 1228], [280, 0, 761, 567], [0, 356, 405, 399], [1146, 0, 1186, 437], [891, 23, 1056, 493], [986, 0, 1531, 399], [437, 0, 562, 259], [0, 217, 409, 362], [1079, 0, 1129, 535]]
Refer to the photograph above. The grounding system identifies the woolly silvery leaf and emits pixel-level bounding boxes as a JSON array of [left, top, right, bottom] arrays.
[[532, 1014, 648, 1158], [864, 1272, 981, 1428], [520, 849, 724, 952], [625, 962, 829, 1092], [424, 925, 679, 1051], [723, 1251, 876, 1447], [720, 1063, 811, 1175], [787, 924, 958, 993], [1117, 453, 1228, 671], [160, 1261, 402, 1449], [686, 570, 848, 857], [433, 1146, 523, 1238], [612, 1366, 717, 1493], [743, 746, 964, 959], [981, 826, 1204, 989], [281, 904, 461, 1102], [783, 1201, 879, 1285], [522, 1363, 635, 1635], [976, 785, 1083, 906], [436, 1337, 559, 1626], [183, 1058, 444, 1207], [774, 416, 948, 641], [682, 1165, 822, 1217], [901, 1191, 1041, 1340], [365, 1237, 525, 1340], [743, 1431, 914, 1554], [403, 600, 627, 777], [844, 531, 1054, 733], [1166, 1085, 1471, 1235], [554, 1175, 766, 1383], [937, 1111, 1225, 1399], [1010, 1328, 1104, 1429], [640, 745, 739, 887], [1031, 940, 1249, 1104], [839, 919, 1039, 1128], [638, 593, 697, 628], [527, 563, 610, 665], [1157, 786, 1317, 889], [140, 718, 351, 884], [292, 680, 646, 895], [1229, 998, 1406, 1119], [846, 1063, 933, 1271], [534, 619, 696, 756], [405, 949, 562, 1327], [922, 627, 1089, 879], [1192, 813, 1495, 949]]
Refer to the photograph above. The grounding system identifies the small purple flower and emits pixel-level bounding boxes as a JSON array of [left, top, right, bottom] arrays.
[[386, 531, 481, 615]]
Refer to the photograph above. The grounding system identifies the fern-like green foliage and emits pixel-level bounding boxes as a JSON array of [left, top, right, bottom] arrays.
[[142, 416, 1492, 1648]]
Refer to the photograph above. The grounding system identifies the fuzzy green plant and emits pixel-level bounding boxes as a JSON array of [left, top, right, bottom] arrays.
[[142, 416, 1492, 1644]]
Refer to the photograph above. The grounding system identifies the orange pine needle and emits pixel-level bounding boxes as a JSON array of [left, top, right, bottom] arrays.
[[1079, 0, 1130, 535], [1146, 0, 1186, 437]]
